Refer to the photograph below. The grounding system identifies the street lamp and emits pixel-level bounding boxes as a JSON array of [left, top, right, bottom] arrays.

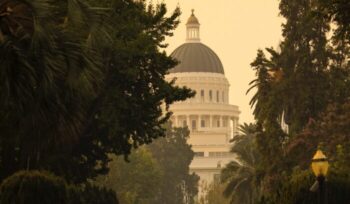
[[311, 149, 329, 204]]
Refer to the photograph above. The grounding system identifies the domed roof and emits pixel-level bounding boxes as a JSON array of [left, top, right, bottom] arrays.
[[170, 43, 224, 74]]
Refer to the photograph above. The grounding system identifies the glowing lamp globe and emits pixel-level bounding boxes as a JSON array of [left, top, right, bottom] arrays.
[[311, 150, 329, 177]]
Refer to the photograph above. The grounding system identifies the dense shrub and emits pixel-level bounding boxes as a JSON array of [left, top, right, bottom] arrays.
[[69, 183, 119, 204], [0, 170, 68, 204], [259, 170, 350, 204], [0, 170, 118, 204]]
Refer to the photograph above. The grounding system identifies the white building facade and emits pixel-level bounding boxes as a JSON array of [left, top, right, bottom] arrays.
[[166, 11, 240, 194]]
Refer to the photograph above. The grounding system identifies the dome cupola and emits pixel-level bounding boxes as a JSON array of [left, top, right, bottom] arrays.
[[169, 10, 224, 74], [186, 9, 200, 25], [186, 9, 200, 43]]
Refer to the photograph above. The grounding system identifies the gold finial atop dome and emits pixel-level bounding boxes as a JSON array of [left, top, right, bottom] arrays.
[[186, 9, 200, 25]]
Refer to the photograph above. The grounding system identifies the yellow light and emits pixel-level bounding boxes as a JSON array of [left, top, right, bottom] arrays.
[[311, 150, 329, 177]]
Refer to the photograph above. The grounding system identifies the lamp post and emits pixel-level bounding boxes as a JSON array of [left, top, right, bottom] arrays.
[[311, 149, 329, 204]]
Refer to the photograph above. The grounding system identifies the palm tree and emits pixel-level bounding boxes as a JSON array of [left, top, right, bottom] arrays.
[[0, 0, 104, 178], [221, 123, 259, 204]]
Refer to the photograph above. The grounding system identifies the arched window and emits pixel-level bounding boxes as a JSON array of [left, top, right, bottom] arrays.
[[209, 90, 212, 101], [216, 91, 219, 102]]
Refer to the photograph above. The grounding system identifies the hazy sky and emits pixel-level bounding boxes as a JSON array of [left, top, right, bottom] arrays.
[[164, 0, 284, 123]]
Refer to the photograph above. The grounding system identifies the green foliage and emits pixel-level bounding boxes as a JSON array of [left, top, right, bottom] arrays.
[[198, 183, 230, 204], [0, 170, 68, 204], [69, 183, 119, 204], [250, 0, 331, 135], [96, 124, 199, 204], [221, 123, 260, 204], [260, 168, 350, 204], [0, 0, 193, 183], [0, 170, 119, 204], [97, 148, 163, 204], [287, 100, 350, 168], [318, 0, 350, 62], [0, 0, 101, 181], [248, 0, 350, 202], [258, 170, 315, 204], [147, 124, 199, 204]]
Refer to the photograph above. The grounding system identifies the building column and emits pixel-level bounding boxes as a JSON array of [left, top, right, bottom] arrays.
[[197, 115, 200, 130], [230, 117, 235, 141], [209, 115, 212, 128], [220, 116, 223, 128], [232, 117, 239, 135]]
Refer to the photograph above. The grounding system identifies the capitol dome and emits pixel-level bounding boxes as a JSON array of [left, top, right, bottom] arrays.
[[170, 43, 224, 74], [170, 9, 224, 74]]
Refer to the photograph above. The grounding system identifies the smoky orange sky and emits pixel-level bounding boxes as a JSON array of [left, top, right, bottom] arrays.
[[164, 0, 284, 124]]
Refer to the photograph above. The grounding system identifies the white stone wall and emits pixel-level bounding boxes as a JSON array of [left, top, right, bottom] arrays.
[[166, 72, 240, 198]]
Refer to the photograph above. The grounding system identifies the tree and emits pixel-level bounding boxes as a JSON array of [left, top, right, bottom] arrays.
[[259, 149, 350, 204], [247, 0, 350, 197], [0, 171, 70, 204], [287, 100, 350, 169], [0, 0, 102, 180], [0, 0, 193, 183], [198, 183, 230, 204], [68, 183, 119, 204], [96, 148, 162, 204], [96, 124, 199, 204], [147, 124, 199, 204], [317, 0, 350, 102], [318, 0, 350, 67], [221, 123, 260, 204], [249, 0, 331, 136], [244, 0, 350, 202]]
